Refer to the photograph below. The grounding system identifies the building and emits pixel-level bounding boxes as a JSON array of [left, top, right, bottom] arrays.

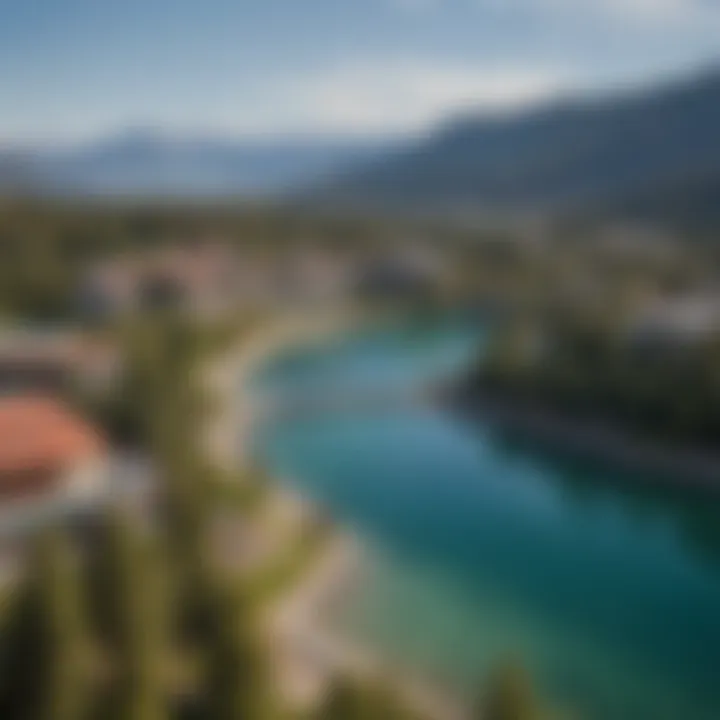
[[0, 396, 108, 536], [0, 328, 121, 396], [77, 242, 242, 320], [273, 248, 353, 304], [0, 329, 77, 394], [355, 244, 447, 300], [628, 293, 720, 352]]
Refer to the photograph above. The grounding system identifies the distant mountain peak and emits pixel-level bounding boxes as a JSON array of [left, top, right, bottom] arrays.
[[0, 133, 387, 199]]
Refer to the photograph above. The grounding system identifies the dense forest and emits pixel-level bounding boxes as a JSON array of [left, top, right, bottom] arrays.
[[474, 309, 720, 450]]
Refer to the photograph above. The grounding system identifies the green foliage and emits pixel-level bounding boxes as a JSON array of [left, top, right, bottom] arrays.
[[478, 310, 720, 447], [0, 200, 426, 322], [87, 511, 170, 720], [480, 664, 541, 720], [202, 585, 270, 720], [315, 676, 418, 720], [246, 522, 327, 607], [204, 467, 269, 515], [315, 677, 368, 720], [0, 530, 92, 720]]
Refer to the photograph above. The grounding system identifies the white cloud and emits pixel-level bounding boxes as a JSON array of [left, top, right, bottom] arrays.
[[391, 0, 720, 30], [277, 59, 572, 135], [15, 59, 571, 142], [479, 0, 720, 27]]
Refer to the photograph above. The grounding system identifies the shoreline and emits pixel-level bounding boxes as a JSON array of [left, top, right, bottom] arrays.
[[454, 389, 720, 493], [266, 531, 467, 720], [205, 306, 365, 470], [219, 309, 467, 719]]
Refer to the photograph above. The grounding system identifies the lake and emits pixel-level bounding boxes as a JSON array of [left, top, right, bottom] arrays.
[[251, 315, 720, 720]]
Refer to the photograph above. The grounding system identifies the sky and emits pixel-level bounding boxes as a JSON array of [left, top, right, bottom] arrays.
[[1, 0, 720, 144]]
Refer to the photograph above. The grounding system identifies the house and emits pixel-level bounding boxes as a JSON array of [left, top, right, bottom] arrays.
[[77, 242, 242, 320], [273, 248, 353, 304], [627, 293, 720, 352], [0, 328, 122, 396], [355, 244, 447, 300], [0, 329, 78, 394], [0, 396, 108, 536], [76, 259, 140, 319]]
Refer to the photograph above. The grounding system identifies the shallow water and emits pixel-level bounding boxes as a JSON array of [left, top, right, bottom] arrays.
[[252, 316, 720, 720]]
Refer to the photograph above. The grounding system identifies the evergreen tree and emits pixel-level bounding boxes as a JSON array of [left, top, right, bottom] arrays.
[[363, 683, 417, 720], [203, 582, 269, 720], [315, 676, 371, 720], [316, 676, 419, 720], [479, 663, 540, 720], [87, 511, 169, 720], [0, 530, 91, 720]]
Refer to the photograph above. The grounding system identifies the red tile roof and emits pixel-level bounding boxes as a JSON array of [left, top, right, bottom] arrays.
[[0, 397, 105, 477]]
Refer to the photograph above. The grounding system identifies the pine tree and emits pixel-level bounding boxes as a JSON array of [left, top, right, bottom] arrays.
[[363, 683, 417, 720], [0, 529, 91, 720], [316, 675, 420, 720], [480, 663, 541, 720], [315, 676, 370, 720], [87, 511, 169, 720], [203, 582, 269, 720]]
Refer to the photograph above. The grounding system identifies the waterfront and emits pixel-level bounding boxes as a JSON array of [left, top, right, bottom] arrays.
[[252, 316, 720, 720]]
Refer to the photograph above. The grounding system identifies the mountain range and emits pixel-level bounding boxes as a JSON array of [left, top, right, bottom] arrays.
[[317, 66, 720, 224], [3, 66, 720, 226], [0, 131, 386, 199]]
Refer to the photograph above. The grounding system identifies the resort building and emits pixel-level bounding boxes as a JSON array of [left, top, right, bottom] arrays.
[[0, 396, 108, 537], [355, 244, 447, 300], [0, 328, 121, 396], [77, 241, 242, 319], [627, 293, 720, 351]]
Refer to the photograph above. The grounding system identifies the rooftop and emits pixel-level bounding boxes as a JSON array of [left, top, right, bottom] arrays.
[[0, 396, 105, 477]]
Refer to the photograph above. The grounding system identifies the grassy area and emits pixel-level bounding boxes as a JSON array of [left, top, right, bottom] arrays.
[[245, 523, 330, 607], [205, 469, 270, 516]]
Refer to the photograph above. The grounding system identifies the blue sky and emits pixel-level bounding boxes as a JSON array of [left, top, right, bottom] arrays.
[[1, 0, 719, 143]]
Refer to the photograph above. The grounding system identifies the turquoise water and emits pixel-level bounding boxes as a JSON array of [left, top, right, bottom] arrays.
[[252, 317, 720, 720]]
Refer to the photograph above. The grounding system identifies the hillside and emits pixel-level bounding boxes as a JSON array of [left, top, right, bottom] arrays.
[[320, 67, 720, 219]]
